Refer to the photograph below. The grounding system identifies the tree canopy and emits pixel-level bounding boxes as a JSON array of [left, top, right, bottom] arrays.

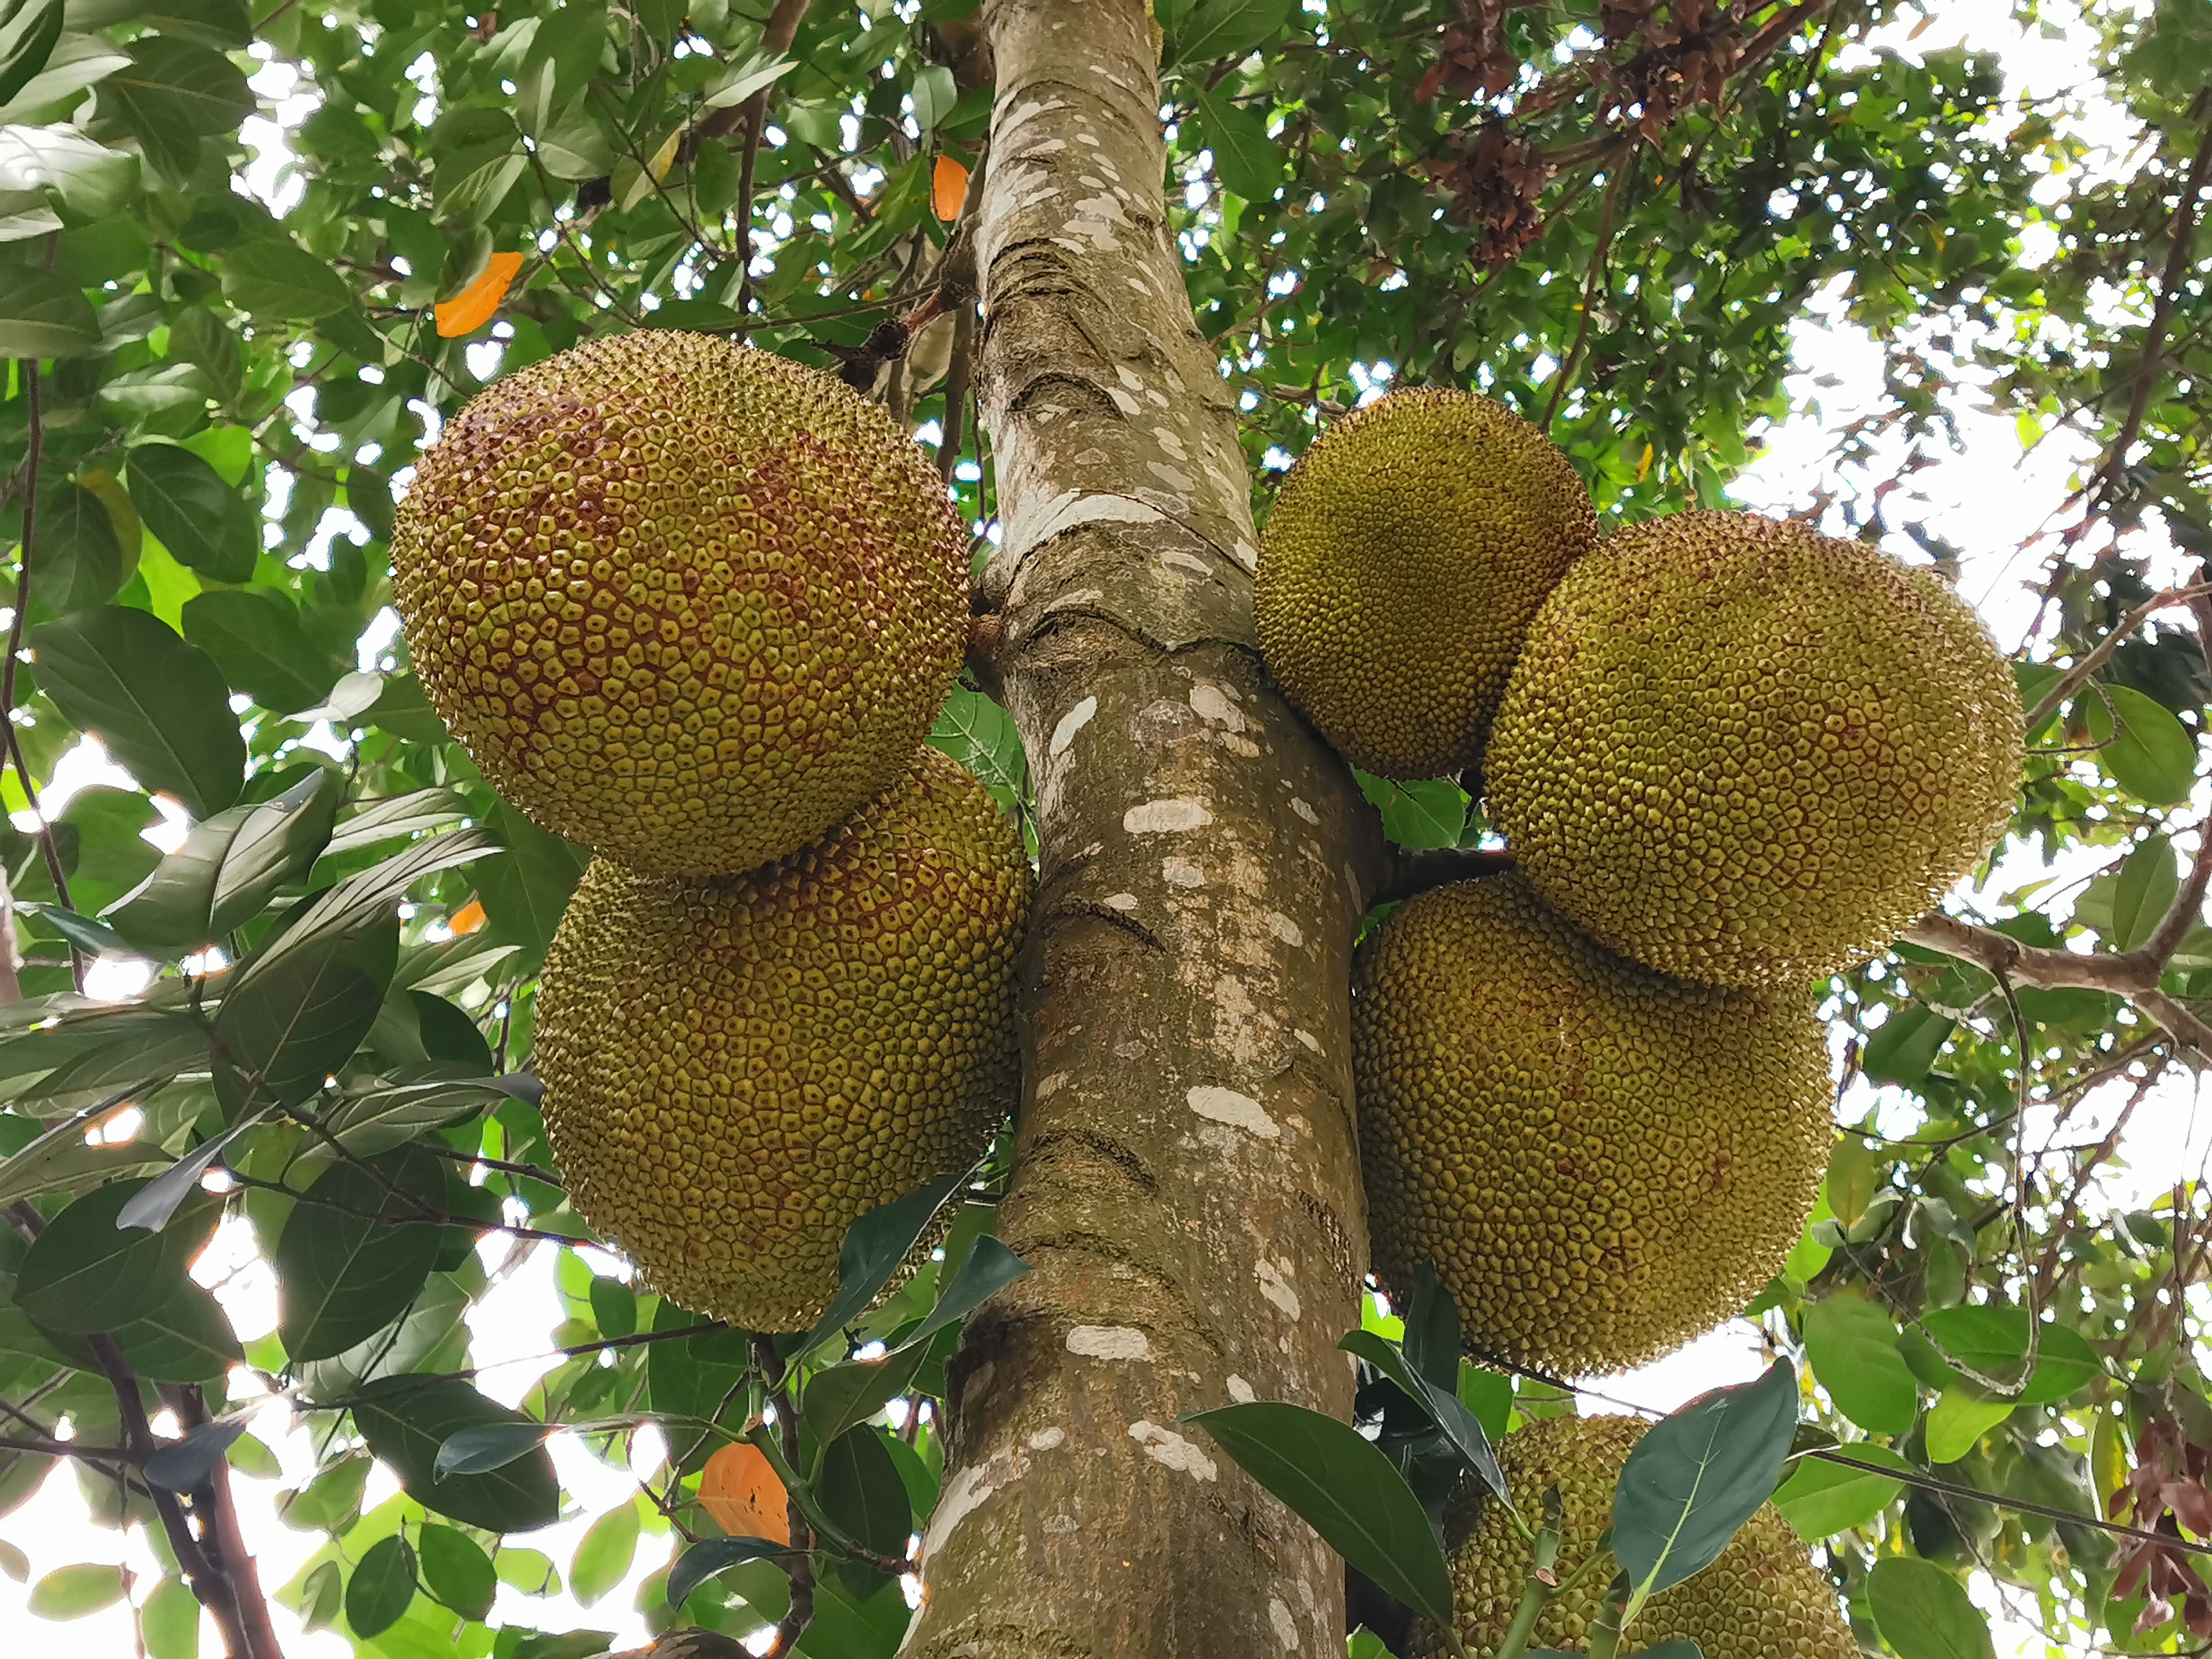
[[0, 0, 2209, 1654]]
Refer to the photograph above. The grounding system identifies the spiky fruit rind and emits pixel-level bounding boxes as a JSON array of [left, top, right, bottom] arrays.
[[392, 330, 967, 878], [1409, 1414, 1857, 1659], [1486, 510, 2023, 988], [1255, 388, 1597, 779], [534, 747, 1030, 1331], [1354, 874, 1832, 1375]]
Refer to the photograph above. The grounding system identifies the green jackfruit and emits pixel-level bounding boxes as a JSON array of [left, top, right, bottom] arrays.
[[1255, 388, 1596, 780], [393, 330, 967, 878], [1355, 874, 1832, 1375], [1487, 510, 2022, 988], [534, 747, 1030, 1331], [1410, 1413, 1856, 1659]]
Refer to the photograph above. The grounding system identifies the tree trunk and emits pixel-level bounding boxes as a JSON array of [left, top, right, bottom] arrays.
[[902, 2, 1381, 1652]]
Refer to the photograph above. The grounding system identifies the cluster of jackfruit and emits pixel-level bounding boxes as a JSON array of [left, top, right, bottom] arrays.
[[394, 332, 1030, 1329], [1406, 1414, 1859, 1659], [1254, 383, 2021, 1652]]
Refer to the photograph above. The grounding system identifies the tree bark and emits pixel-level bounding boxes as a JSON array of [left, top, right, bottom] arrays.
[[901, 2, 1379, 1653]]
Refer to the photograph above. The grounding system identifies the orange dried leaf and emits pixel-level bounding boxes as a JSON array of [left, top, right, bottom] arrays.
[[448, 899, 488, 936], [931, 155, 969, 223], [698, 1442, 790, 1544], [435, 251, 525, 338]]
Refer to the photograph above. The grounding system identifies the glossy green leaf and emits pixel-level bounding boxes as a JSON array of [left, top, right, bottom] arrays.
[[126, 443, 256, 583], [799, 1169, 971, 1357], [1196, 87, 1280, 202], [1866, 1557, 1995, 1659], [1771, 1444, 1913, 1540], [181, 589, 342, 713], [887, 1234, 1030, 1353], [417, 1524, 496, 1621], [276, 1143, 446, 1361], [212, 910, 399, 1114], [2109, 832, 2180, 951], [27, 482, 126, 618], [665, 1537, 787, 1611], [1802, 1295, 1918, 1436], [219, 236, 353, 321], [14, 1176, 199, 1332], [140, 1575, 200, 1659], [25, 1562, 126, 1619], [27, 606, 245, 817], [345, 1533, 416, 1639], [1861, 1004, 1956, 1088], [1167, 0, 1296, 66], [1613, 1359, 1798, 1603], [0, 267, 98, 356], [569, 1500, 641, 1608], [0, 0, 62, 109], [103, 768, 338, 952], [433, 1421, 552, 1478], [803, 1344, 930, 1456], [1183, 1400, 1453, 1628], [352, 1376, 560, 1531], [108, 1283, 243, 1381], [1924, 1389, 2014, 1464], [2082, 684, 2197, 806], [819, 1427, 911, 1557]]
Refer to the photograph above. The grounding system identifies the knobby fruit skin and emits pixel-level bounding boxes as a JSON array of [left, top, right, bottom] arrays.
[[1486, 510, 2023, 989], [1408, 1414, 1856, 1659], [533, 747, 1031, 1332], [1354, 874, 1832, 1376], [1254, 387, 1596, 781], [392, 330, 967, 878]]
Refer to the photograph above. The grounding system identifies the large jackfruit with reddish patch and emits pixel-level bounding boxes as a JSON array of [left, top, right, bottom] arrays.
[[1486, 510, 2023, 989], [1409, 1413, 1856, 1659], [1254, 388, 1596, 780], [1354, 874, 1832, 1376], [392, 330, 967, 878], [533, 748, 1030, 1331]]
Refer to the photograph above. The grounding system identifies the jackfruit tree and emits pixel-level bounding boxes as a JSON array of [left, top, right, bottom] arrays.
[[0, 0, 2208, 1656]]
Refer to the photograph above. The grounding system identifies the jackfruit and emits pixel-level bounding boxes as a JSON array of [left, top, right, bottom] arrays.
[[1409, 1413, 1856, 1659], [1354, 874, 1832, 1376], [392, 330, 967, 878], [533, 747, 1029, 1331], [1254, 388, 1596, 779], [1486, 510, 2022, 988]]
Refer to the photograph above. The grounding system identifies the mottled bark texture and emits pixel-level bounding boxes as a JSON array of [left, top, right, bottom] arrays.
[[900, 2, 1382, 1653]]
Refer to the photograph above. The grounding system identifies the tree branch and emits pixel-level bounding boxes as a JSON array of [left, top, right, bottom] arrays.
[[727, 0, 817, 320], [1366, 844, 1516, 909], [2024, 580, 2212, 733], [168, 1386, 283, 1659], [754, 1334, 815, 1658]]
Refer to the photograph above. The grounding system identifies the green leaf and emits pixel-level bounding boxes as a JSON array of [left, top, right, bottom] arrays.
[[799, 1170, 970, 1357], [14, 1177, 198, 1332], [473, 803, 589, 962], [1771, 1444, 1912, 1540], [28, 606, 245, 817], [569, 1500, 641, 1608], [2109, 833, 2179, 950], [108, 1282, 243, 1381], [1196, 87, 1280, 201], [140, 1575, 200, 1659], [1802, 1294, 1918, 1436], [212, 910, 399, 1114], [182, 589, 342, 713], [28, 482, 127, 618], [126, 443, 257, 583], [802, 1345, 931, 1454], [345, 1533, 417, 1639], [1861, 1004, 1955, 1088], [1357, 771, 1469, 851], [143, 1415, 250, 1490], [0, 0, 64, 109], [928, 688, 1026, 817], [1613, 1359, 1798, 1604], [1183, 1400, 1454, 1627], [433, 1421, 551, 1477], [100, 34, 250, 132], [911, 63, 956, 132], [665, 1537, 787, 1611], [26, 1562, 126, 1619], [0, 266, 97, 356], [1167, 0, 1295, 65], [819, 1427, 911, 1557], [587, 1275, 636, 1340], [887, 1234, 1030, 1353], [1924, 1389, 2014, 1464], [417, 1524, 496, 1621], [2081, 684, 2197, 806], [276, 1144, 446, 1361], [1866, 1557, 1995, 1659], [351, 1376, 560, 1531], [1916, 1305, 2031, 1392], [1339, 1329, 1507, 1504], [104, 768, 338, 952], [220, 237, 354, 322]]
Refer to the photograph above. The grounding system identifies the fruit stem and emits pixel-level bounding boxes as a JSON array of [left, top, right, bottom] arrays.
[[1490, 1485, 1566, 1659], [1582, 1571, 1634, 1659]]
